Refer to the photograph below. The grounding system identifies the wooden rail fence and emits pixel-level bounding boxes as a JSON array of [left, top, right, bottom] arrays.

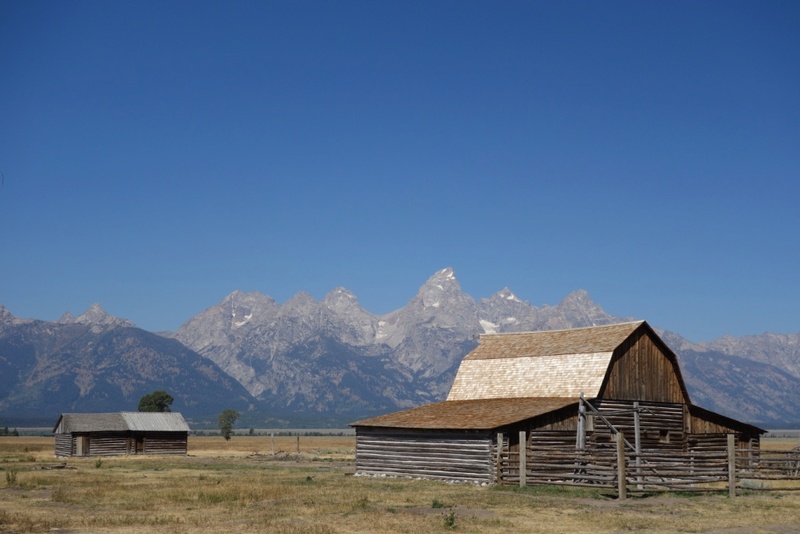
[[499, 432, 800, 498]]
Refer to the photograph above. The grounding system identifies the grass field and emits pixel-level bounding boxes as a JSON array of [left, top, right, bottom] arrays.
[[2, 436, 800, 533]]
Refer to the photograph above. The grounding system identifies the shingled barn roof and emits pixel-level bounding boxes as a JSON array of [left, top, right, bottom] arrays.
[[351, 397, 577, 430], [447, 321, 644, 401], [463, 321, 644, 360]]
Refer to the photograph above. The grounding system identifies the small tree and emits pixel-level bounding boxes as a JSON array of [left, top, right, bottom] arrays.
[[218, 409, 240, 441], [138, 390, 174, 412]]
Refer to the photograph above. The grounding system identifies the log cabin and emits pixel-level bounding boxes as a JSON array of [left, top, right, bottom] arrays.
[[53, 412, 190, 457], [351, 321, 764, 484]]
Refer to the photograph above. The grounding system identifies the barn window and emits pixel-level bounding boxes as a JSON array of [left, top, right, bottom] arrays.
[[659, 429, 670, 443]]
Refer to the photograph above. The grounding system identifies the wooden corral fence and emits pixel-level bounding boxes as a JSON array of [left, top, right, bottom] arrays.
[[498, 432, 800, 498], [736, 448, 800, 491]]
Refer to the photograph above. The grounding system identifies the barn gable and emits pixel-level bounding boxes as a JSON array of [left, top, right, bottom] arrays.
[[599, 323, 689, 403]]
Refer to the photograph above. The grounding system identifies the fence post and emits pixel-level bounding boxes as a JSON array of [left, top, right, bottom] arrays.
[[577, 396, 586, 450], [633, 401, 642, 489], [728, 433, 736, 498], [519, 430, 527, 487], [616, 432, 627, 500], [496, 433, 503, 484]]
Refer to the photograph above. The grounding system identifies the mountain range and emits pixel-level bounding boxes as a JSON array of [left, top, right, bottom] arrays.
[[2, 268, 799, 428]]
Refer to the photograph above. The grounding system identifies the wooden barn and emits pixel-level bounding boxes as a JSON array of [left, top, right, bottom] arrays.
[[351, 321, 764, 484], [53, 412, 190, 457]]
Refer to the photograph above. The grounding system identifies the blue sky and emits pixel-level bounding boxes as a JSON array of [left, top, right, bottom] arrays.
[[1, 1, 798, 342]]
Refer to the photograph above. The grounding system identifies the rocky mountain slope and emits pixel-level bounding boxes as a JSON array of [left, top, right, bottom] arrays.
[[1, 268, 799, 427], [0, 305, 253, 424]]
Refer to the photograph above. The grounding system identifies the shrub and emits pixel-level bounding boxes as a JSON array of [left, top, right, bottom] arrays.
[[443, 507, 456, 529]]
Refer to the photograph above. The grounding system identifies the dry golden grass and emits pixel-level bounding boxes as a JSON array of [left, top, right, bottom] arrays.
[[2, 435, 800, 533], [761, 436, 800, 451]]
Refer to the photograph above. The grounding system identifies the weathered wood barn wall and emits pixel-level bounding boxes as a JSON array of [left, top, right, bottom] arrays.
[[351, 321, 764, 483], [53, 412, 190, 457]]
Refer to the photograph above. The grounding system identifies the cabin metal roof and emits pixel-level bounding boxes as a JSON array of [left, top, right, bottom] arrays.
[[351, 397, 578, 430], [54, 412, 190, 433], [120, 412, 190, 432]]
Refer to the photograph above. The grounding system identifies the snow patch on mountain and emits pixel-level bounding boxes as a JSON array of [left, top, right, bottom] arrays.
[[480, 319, 499, 334]]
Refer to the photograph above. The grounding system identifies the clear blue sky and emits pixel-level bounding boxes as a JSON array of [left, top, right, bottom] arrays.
[[1, 1, 798, 342]]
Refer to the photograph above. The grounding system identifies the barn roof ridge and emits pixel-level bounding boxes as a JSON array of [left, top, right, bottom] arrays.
[[463, 320, 646, 363], [477, 320, 646, 339]]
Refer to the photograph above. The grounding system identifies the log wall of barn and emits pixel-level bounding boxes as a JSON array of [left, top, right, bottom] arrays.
[[590, 399, 685, 451], [355, 429, 494, 483], [687, 426, 760, 452], [519, 405, 579, 432], [601, 329, 686, 404]]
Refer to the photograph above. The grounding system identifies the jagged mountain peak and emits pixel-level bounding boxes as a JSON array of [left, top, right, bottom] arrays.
[[413, 267, 470, 310], [423, 267, 459, 287], [222, 290, 275, 305], [547, 290, 629, 329], [1, 305, 17, 324], [219, 290, 278, 327], [321, 287, 363, 312], [556, 290, 606, 313], [560, 289, 592, 304], [58, 303, 135, 328], [0, 305, 31, 329], [322, 286, 358, 303], [493, 287, 523, 303]]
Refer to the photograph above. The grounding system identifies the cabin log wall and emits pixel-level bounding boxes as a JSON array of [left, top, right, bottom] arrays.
[[88, 431, 131, 456], [54, 431, 188, 457], [54, 434, 73, 457], [142, 432, 188, 455]]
